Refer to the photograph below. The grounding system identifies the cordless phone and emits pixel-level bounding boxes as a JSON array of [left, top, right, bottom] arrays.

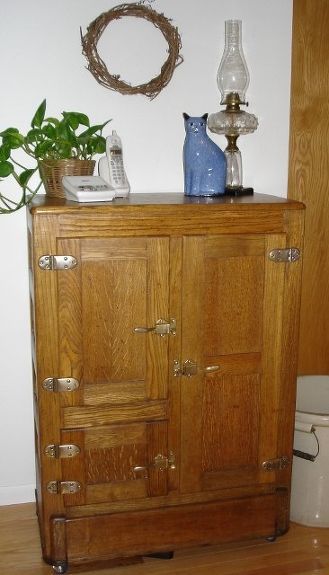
[[98, 130, 130, 198]]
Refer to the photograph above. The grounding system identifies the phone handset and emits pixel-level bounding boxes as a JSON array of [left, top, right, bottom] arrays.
[[98, 130, 130, 198]]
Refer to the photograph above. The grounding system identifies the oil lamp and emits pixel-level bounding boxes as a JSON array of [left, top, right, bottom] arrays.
[[208, 20, 258, 195]]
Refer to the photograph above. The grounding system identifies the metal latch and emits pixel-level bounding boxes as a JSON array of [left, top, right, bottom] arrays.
[[42, 377, 79, 392], [268, 248, 300, 263], [47, 480, 81, 495], [133, 318, 176, 337], [133, 451, 176, 479], [38, 255, 77, 270], [173, 359, 220, 377], [45, 444, 81, 459], [262, 456, 290, 471]]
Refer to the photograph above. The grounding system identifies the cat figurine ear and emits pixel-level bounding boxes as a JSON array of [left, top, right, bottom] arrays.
[[183, 113, 208, 121]]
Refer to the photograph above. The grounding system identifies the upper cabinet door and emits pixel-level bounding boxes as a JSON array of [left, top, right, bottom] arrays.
[[57, 236, 170, 407], [180, 234, 288, 494]]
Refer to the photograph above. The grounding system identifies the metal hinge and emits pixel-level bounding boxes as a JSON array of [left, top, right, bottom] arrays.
[[262, 456, 290, 471], [132, 451, 176, 479], [45, 444, 81, 459], [268, 248, 300, 263], [47, 480, 81, 495], [38, 255, 77, 270], [133, 318, 176, 337], [42, 377, 79, 392]]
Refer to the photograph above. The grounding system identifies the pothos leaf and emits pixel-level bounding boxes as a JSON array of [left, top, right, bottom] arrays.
[[19, 168, 37, 187], [0, 161, 14, 177], [31, 99, 47, 128]]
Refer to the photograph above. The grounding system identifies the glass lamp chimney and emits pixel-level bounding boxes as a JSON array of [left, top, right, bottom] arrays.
[[217, 20, 250, 104]]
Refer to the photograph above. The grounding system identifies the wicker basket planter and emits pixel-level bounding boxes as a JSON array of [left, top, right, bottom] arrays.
[[38, 159, 95, 199]]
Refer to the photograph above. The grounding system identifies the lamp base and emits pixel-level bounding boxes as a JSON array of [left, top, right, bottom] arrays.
[[225, 186, 254, 197]]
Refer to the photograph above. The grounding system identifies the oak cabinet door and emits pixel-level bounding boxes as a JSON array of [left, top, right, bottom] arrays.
[[180, 234, 287, 494], [59, 420, 169, 506], [55, 236, 171, 505]]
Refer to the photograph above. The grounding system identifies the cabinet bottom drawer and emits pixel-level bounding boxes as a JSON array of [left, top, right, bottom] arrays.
[[49, 493, 284, 566]]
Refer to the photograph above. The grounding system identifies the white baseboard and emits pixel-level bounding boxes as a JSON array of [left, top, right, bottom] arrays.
[[0, 484, 35, 506]]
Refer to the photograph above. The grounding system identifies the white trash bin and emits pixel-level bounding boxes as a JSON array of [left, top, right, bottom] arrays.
[[290, 375, 329, 527]]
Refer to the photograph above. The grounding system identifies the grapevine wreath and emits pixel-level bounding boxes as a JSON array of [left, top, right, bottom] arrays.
[[81, 2, 183, 99]]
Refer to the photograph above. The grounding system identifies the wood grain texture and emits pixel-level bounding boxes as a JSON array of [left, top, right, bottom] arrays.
[[65, 495, 278, 560], [27, 194, 304, 570], [2, 503, 329, 575], [203, 238, 264, 356], [29, 193, 302, 238], [63, 401, 168, 428], [288, 0, 329, 373], [202, 373, 261, 472], [277, 210, 305, 487]]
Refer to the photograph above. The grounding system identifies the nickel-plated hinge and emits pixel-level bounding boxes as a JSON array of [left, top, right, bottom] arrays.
[[38, 254, 77, 270], [262, 456, 290, 471], [47, 480, 81, 495], [42, 377, 79, 392], [45, 444, 81, 459], [268, 248, 300, 263]]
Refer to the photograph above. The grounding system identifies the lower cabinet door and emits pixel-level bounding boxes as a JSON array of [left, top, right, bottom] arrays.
[[57, 420, 170, 508]]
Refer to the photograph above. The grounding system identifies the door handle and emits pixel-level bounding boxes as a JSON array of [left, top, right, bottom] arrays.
[[133, 318, 176, 337], [173, 360, 220, 377], [132, 452, 176, 479], [204, 365, 220, 373]]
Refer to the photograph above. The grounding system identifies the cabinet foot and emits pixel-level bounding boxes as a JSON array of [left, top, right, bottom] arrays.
[[266, 535, 277, 542], [52, 561, 68, 574], [146, 551, 174, 559]]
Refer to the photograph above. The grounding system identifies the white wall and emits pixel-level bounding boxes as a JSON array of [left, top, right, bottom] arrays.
[[0, 0, 293, 504]]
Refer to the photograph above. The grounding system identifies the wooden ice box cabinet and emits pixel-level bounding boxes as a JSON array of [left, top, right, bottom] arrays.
[[27, 192, 304, 573]]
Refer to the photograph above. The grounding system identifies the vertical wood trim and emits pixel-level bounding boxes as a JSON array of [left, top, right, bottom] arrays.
[[32, 213, 65, 556], [277, 209, 304, 488], [50, 516, 67, 564], [168, 237, 182, 493], [180, 237, 204, 493], [258, 234, 286, 484], [147, 238, 170, 400], [146, 421, 168, 497], [57, 239, 83, 408], [288, 0, 329, 373]]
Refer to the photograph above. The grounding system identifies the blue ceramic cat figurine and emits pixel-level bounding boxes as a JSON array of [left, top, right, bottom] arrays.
[[183, 113, 226, 196]]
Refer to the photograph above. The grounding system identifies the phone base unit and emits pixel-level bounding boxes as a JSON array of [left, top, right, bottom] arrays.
[[27, 192, 304, 573], [62, 176, 115, 202]]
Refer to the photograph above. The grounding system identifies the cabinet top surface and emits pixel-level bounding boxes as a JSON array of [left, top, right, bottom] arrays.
[[28, 192, 304, 215]]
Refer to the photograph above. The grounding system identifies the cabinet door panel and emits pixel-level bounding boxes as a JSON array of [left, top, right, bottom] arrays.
[[180, 234, 286, 493], [57, 237, 170, 406], [204, 238, 264, 355], [202, 373, 260, 471], [60, 421, 169, 507]]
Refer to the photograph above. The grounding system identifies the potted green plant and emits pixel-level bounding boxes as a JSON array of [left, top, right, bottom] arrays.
[[0, 99, 110, 213]]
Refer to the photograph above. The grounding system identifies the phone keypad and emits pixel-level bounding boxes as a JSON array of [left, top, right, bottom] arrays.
[[110, 154, 126, 186]]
